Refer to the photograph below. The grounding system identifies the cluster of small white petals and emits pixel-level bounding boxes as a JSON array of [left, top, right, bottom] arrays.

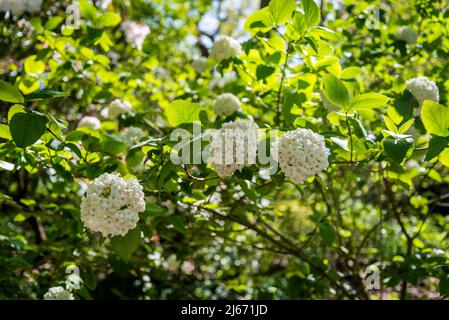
[[103, 99, 133, 119], [191, 57, 208, 73], [212, 93, 241, 116], [80, 173, 145, 237], [208, 120, 258, 178], [209, 71, 237, 89], [0, 0, 42, 15], [320, 92, 340, 111], [122, 126, 145, 147], [406, 76, 439, 105], [43, 287, 74, 300], [210, 35, 242, 60], [96, 0, 111, 9], [121, 21, 150, 50], [272, 128, 330, 184], [396, 26, 418, 44], [77, 116, 101, 130]]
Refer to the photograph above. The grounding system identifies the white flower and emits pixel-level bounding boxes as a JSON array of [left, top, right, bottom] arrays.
[[396, 26, 418, 45], [209, 71, 237, 89], [122, 126, 145, 147], [208, 119, 258, 178], [191, 57, 208, 73], [0, 0, 42, 15], [164, 255, 180, 272], [210, 35, 242, 61], [103, 99, 133, 119], [320, 92, 340, 112], [44, 287, 74, 300], [181, 261, 195, 275], [272, 128, 330, 183], [212, 93, 241, 116], [96, 0, 111, 9], [80, 173, 145, 237], [77, 116, 101, 130], [121, 21, 150, 50], [406, 76, 439, 105], [28, 0, 43, 13]]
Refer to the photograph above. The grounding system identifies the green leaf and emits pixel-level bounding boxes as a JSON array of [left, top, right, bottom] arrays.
[[421, 101, 449, 137], [24, 90, 68, 101], [9, 112, 47, 148], [293, 12, 307, 36], [0, 79, 24, 103], [165, 100, 203, 127], [439, 274, 449, 295], [238, 179, 258, 203], [110, 227, 141, 263], [341, 67, 362, 80], [323, 74, 349, 108], [383, 116, 398, 134], [0, 124, 12, 140], [79, 0, 98, 21], [101, 136, 126, 154], [8, 104, 25, 123], [439, 148, 449, 167], [24, 55, 45, 75], [44, 16, 64, 30], [97, 12, 122, 27], [302, 0, 320, 28], [269, 0, 296, 24], [383, 137, 414, 165], [349, 93, 390, 110], [318, 222, 336, 246], [399, 119, 415, 134], [425, 136, 448, 161], [256, 64, 275, 80], [244, 7, 273, 34]]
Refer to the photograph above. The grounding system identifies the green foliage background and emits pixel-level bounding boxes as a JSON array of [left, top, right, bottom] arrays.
[[1, 0, 449, 299]]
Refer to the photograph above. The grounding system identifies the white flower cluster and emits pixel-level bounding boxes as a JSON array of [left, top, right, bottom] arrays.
[[103, 99, 133, 119], [210, 35, 242, 61], [44, 287, 74, 300], [121, 21, 150, 50], [122, 126, 145, 147], [208, 120, 258, 178], [320, 92, 340, 112], [406, 76, 439, 105], [80, 173, 145, 237], [77, 116, 101, 130], [0, 0, 42, 16], [272, 128, 330, 183], [396, 26, 418, 45], [212, 93, 242, 116], [191, 57, 208, 74]]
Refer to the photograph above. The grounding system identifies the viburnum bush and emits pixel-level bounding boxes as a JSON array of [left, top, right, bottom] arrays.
[[0, 0, 449, 300]]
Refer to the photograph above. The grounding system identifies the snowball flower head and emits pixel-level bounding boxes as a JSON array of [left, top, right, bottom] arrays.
[[213, 93, 241, 116], [191, 57, 208, 73], [208, 119, 258, 178], [406, 76, 439, 105], [396, 26, 418, 45], [121, 21, 150, 50], [122, 126, 145, 147], [78, 116, 101, 130], [44, 287, 74, 300], [0, 0, 42, 15], [80, 173, 145, 237], [320, 92, 340, 112], [272, 128, 330, 183], [28, 0, 43, 13], [210, 35, 242, 60], [103, 99, 132, 119]]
